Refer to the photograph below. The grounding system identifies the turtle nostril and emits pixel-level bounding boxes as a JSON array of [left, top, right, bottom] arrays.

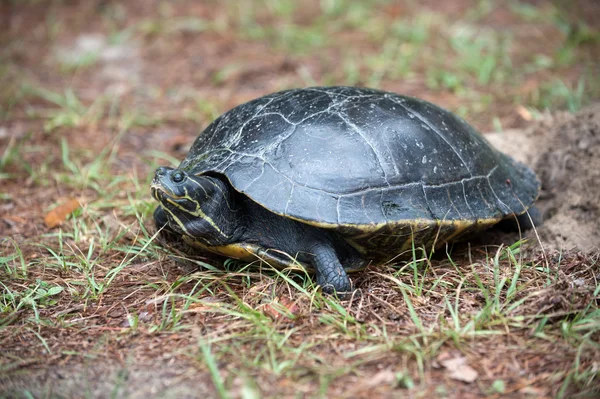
[[156, 167, 168, 177]]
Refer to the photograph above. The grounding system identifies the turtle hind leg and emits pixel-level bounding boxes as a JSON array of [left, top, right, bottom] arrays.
[[311, 244, 353, 295], [497, 206, 543, 232]]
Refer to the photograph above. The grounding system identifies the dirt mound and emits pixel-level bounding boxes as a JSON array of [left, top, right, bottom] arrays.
[[533, 104, 600, 252], [488, 105, 600, 252]]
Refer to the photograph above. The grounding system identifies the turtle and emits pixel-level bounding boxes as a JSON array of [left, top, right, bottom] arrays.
[[151, 86, 539, 294]]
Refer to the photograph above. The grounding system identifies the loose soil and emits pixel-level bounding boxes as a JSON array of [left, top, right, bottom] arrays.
[[532, 105, 600, 252], [488, 104, 600, 253]]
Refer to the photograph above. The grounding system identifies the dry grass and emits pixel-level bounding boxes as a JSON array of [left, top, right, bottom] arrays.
[[1, 0, 599, 397], [1, 238, 598, 397]]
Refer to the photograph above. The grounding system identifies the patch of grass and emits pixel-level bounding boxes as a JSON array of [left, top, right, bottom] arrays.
[[450, 26, 512, 86], [21, 85, 105, 132], [3, 217, 598, 396], [0, 135, 21, 173], [54, 138, 112, 191], [0, 133, 57, 186], [525, 75, 598, 113], [136, 16, 210, 36], [0, 62, 25, 120], [553, 14, 600, 66], [243, 21, 331, 56], [228, 0, 389, 55], [1, 239, 28, 278], [509, 0, 554, 23], [465, 0, 497, 21], [0, 278, 63, 324], [57, 51, 100, 74], [199, 341, 229, 399]]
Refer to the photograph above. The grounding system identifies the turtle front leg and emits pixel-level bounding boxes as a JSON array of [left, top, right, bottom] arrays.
[[497, 206, 543, 232], [154, 206, 168, 230], [516, 206, 543, 230], [311, 244, 352, 294]]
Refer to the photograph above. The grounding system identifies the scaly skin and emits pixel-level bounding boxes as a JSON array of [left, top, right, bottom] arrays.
[[152, 167, 359, 294], [312, 244, 352, 293]]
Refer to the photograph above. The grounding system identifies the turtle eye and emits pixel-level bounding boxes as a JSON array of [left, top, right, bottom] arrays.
[[171, 171, 185, 183]]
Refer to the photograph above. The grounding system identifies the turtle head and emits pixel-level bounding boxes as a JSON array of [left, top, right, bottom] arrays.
[[151, 166, 236, 245]]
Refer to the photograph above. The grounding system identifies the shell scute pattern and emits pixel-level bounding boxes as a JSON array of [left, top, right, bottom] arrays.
[[181, 87, 539, 228]]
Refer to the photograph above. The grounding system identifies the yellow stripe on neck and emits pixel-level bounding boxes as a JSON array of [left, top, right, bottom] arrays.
[[163, 195, 230, 239]]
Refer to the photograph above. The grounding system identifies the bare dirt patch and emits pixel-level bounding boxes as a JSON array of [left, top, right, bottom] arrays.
[[533, 105, 600, 252], [489, 104, 600, 252]]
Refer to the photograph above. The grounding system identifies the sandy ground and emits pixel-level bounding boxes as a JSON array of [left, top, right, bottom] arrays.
[[487, 104, 600, 253]]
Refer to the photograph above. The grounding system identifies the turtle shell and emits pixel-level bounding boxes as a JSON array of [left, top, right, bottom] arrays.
[[179, 87, 538, 254]]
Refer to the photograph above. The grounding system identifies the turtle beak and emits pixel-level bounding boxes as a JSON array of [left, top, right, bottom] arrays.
[[151, 166, 193, 203], [152, 166, 173, 185], [151, 166, 174, 199]]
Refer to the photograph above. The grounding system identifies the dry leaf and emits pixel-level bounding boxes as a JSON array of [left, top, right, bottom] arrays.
[[261, 302, 280, 320], [279, 296, 298, 315], [3, 215, 26, 224], [516, 105, 532, 121], [186, 302, 214, 313], [518, 385, 548, 396], [260, 297, 298, 320], [440, 356, 479, 383], [367, 370, 395, 387], [44, 198, 81, 228]]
